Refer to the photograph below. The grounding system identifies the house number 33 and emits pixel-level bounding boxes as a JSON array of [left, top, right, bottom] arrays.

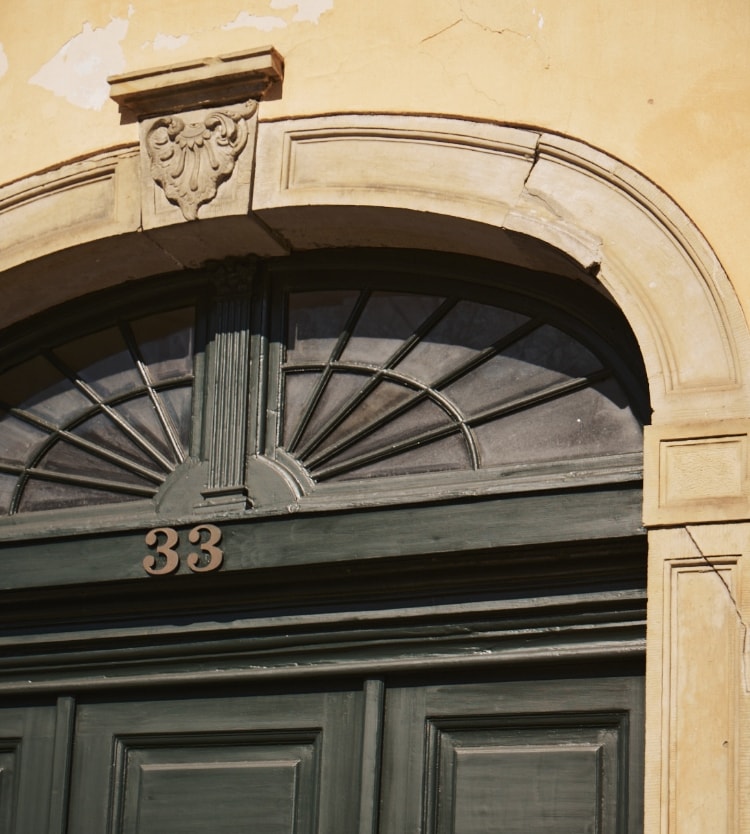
[[143, 524, 223, 575]]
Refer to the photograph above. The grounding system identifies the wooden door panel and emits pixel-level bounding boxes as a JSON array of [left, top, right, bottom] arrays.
[[0, 705, 57, 834], [380, 675, 644, 834], [433, 722, 620, 834], [67, 687, 364, 834], [119, 737, 318, 834]]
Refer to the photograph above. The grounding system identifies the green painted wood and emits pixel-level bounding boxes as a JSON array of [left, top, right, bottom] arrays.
[[66, 686, 364, 834], [380, 673, 644, 834], [358, 679, 385, 834], [0, 252, 648, 832], [0, 484, 643, 592], [0, 703, 58, 834], [47, 696, 75, 834]]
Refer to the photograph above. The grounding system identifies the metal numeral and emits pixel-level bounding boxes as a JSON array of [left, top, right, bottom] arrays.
[[143, 527, 181, 575], [187, 524, 224, 572], [143, 524, 224, 575]]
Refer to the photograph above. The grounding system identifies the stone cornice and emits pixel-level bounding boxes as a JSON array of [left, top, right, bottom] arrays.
[[108, 46, 284, 118]]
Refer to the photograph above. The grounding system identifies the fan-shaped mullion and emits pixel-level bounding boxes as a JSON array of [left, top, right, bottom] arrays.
[[20, 468, 158, 498], [311, 366, 615, 481], [466, 367, 613, 428], [4, 412, 171, 515], [302, 365, 477, 472], [299, 317, 543, 472], [119, 321, 186, 464], [291, 296, 460, 460], [311, 417, 467, 481], [44, 351, 177, 471], [286, 289, 371, 454]]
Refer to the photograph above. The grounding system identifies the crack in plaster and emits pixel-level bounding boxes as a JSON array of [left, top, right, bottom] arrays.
[[420, 19, 462, 44], [420, 8, 531, 43], [685, 525, 750, 693]]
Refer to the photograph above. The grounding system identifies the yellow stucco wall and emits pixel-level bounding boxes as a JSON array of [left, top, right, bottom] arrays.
[[3, 7, 750, 833], [1, 0, 749, 308]]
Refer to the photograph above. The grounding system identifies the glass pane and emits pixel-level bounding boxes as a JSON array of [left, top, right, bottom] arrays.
[[54, 326, 143, 400], [340, 292, 445, 367], [18, 478, 144, 513], [71, 412, 163, 472], [283, 289, 644, 483], [286, 291, 359, 364], [286, 372, 370, 453], [38, 440, 157, 487], [158, 386, 193, 451], [0, 304, 195, 516], [0, 472, 16, 515], [332, 434, 470, 480], [282, 372, 320, 444], [474, 379, 643, 468], [0, 413, 50, 466], [397, 301, 530, 385], [443, 325, 603, 418], [313, 395, 459, 477], [309, 381, 443, 466], [114, 397, 177, 463], [132, 308, 194, 383], [0, 355, 92, 424]]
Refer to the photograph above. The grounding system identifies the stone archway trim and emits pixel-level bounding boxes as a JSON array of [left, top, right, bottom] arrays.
[[1, 109, 749, 834]]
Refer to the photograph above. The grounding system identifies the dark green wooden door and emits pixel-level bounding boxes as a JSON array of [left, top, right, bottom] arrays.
[[0, 670, 643, 834], [380, 674, 644, 834], [0, 703, 59, 834], [66, 687, 365, 834], [0, 252, 648, 833]]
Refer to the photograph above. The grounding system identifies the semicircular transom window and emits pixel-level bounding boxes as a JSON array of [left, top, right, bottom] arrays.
[[280, 288, 645, 482], [0, 307, 195, 515]]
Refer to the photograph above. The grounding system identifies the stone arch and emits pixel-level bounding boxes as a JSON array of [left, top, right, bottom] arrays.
[[1, 111, 749, 832], [3, 115, 747, 430]]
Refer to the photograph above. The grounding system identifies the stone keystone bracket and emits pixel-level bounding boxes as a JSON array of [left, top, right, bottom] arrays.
[[109, 47, 284, 225]]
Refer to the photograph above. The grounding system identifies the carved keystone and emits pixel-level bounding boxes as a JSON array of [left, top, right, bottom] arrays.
[[109, 47, 283, 226]]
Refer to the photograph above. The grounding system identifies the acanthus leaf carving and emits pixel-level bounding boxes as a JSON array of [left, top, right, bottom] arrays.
[[145, 100, 257, 221]]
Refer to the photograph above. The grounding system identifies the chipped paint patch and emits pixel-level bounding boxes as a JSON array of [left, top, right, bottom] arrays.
[[29, 15, 130, 110], [222, 11, 287, 31], [0, 43, 8, 79], [271, 0, 334, 24], [145, 33, 191, 51]]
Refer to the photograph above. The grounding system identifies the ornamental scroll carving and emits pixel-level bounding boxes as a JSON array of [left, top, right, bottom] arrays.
[[145, 101, 257, 221]]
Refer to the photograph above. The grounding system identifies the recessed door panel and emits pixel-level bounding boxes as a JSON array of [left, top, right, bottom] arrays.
[[0, 704, 57, 834], [120, 737, 318, 834], [434, 723, 620, 834], [67, 687, 364, 834], [380, 675, 643, 834]]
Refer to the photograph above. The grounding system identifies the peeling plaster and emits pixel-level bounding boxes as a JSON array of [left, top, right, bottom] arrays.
[[29, 14, 131, 110], [271, 0, 334, 24], [145, 33, 191, 51], [221, 11, 287, 32], [0, 43, 8, 79]]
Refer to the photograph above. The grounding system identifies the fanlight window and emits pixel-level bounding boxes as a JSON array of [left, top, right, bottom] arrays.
[[281, 289, 644, 482], [0, 308, 195, 514], [0, 257, 648, 520]]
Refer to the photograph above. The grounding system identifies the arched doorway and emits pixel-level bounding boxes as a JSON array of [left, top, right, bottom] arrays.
[[1, 110, 748, 833], [0, 251, 648, 832]]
